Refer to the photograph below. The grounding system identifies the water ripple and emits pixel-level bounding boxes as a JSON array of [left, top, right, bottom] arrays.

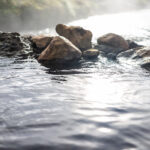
[[1, 10, 150, 150]]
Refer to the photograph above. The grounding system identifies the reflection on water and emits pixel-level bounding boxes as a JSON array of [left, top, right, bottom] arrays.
[[1, 10, 150, 150]]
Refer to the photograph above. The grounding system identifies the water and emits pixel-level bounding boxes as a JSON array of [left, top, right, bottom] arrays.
[[1, 10, 150, 150]]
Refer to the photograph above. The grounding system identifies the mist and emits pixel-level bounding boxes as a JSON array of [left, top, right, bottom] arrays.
[[101, 0, 150, 12], [0, 0, 150, 32]]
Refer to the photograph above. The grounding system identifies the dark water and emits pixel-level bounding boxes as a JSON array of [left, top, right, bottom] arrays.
[[1, 10, 150, 150]]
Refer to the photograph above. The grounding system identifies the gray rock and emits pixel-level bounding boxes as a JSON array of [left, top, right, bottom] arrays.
[[117, 49, 135, 58], [127, 40, 142, 49], [0, 32, 23, 56], [94, 44, 123, 55], [0, 32, 33, 58], [107, 53, 117, 60], [141, 59, 150, 70]]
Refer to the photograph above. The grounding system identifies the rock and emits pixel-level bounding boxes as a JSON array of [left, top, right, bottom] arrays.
[[117, 49, 135, 58], [31, 35, 53, 52], [94, 44, 123, 55], [107, 53, 117, 60], [133, 47, 150, 59], [0, 32, 40, 58], [38, 36, 82, 64], [83, 49, 99, 59], [127, 40, 142, 49], [56, 24, 92, 50], [97, 33, 129, 50], [0, 32, 23, 56], [141, 59, 150, 70]]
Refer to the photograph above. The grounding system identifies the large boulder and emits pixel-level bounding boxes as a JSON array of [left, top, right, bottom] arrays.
[[31, 35, 53, 51], [38, 36, 82, 63], [83, 49, 100, 59], [97, 33, 129, 51], [56, 24, 92, 51]]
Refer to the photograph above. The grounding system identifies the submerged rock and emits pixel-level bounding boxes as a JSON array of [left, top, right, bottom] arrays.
[[83, 49, 99, 59], [38, 36, 82, 64], [31, 35, 53, 53], [97, 33, 129, 51], [56, 24, 92, 50]]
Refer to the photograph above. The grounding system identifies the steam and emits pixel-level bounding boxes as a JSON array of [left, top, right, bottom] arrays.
[[98, 0, 150, 13], [0, 0, 150, 32]]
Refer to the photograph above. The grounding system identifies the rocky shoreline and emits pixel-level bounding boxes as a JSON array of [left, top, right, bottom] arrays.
[[0, 24, 150, 70]]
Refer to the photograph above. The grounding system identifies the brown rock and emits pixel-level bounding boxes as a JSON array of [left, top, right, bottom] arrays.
[[134, 47, 150, 58], [83, 49, 99, 59], [56, 24, 92, 50], [38, 36, 82, 63], [31, 35, 53, 49], [97, 33, 129, 50]]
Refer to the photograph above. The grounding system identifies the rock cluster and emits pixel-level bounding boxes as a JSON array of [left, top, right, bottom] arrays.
[[1, 24, 150, 70]]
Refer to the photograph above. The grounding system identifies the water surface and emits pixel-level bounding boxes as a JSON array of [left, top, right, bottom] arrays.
[[1, 10, 150, 150]]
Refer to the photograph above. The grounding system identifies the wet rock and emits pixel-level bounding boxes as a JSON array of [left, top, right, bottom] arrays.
[[94, 44, 123, 55], [97, 33, 129, 51], [107, 53, 117, 60], [0, 32, 34, 58], [56, 24, 92, 50], [38, 36, 82, 64], [141, 59, 150, 70], [127, 40, 142, 49], [31, 35, 53, 53], [133, 47, 150, 59], [83, 49, 99, 59], [0, 32, 23, 56], [117, 49, 135, 58]]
